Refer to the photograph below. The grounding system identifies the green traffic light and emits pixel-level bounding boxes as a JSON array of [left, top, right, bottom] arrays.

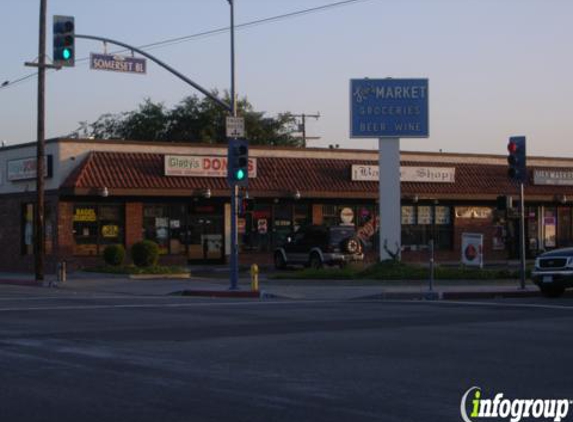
[[236, 169, 246, 180], [63, 48, 72, 60]]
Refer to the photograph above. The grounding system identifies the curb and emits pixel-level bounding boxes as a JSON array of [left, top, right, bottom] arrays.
[[129, 273, 191, 280], [180, 289, 261, 299], [356, 289, 542, 301], [0, 279, 43, 287]]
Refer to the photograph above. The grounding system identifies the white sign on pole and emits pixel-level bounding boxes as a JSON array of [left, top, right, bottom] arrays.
[[226, 117, 245, 138], [461, 232, 484, 268]]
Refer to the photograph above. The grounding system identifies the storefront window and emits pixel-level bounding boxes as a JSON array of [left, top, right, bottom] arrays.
[[273, 204, 292, 247], [401, 204, 452, 250], [73, 204, 124, 255], [99, 205, 123, 247], [142, 203, 223, 260], [143, 205, 170, 255], [21, 203, 54, 256], [250, 205, 272, 252], [293, 204, 310, 231], [168, 205, 187, 256]]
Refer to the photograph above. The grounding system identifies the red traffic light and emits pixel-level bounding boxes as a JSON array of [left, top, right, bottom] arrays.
[[507, 141, 518, 153]]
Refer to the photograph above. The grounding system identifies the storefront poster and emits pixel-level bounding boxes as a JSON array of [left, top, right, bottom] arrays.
[[544, 217, 556, 248], [461, 232, 483, 268], [257, 219, 268, 235], [417, 206, 433, 225], [492, 225, 505, 250], [435, 206, 450, 225], [401, 206, 415, 225], [340, 207, 354, 225]]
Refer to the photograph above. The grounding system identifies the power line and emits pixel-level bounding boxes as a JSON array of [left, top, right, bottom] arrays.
[[1, 0, 372, 92]]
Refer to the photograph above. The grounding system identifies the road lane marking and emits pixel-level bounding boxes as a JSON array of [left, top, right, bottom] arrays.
[[384, 299, 573, 311]]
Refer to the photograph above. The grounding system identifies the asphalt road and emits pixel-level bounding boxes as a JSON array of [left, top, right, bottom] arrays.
[[0, 286, 572, 422]]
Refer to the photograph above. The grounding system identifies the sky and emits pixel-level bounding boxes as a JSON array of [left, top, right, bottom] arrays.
[[1, 0, 572, 157]]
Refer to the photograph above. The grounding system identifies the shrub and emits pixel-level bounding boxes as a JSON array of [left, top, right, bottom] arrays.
[[103, 244, 126, 267], [131, 240, 160, 267]]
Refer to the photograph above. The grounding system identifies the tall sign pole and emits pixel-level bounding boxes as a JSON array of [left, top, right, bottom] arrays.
[[350, 78, 429, 261], [228, 0, 240, 290]]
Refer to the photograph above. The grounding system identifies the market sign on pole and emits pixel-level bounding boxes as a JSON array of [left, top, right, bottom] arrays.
[[350, 78, 429, 138], [90, 53, 146, 74]]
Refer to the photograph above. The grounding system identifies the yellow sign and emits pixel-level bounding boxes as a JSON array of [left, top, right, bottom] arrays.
[[73, 208, 97, 222], [101, 225, 119, 238]]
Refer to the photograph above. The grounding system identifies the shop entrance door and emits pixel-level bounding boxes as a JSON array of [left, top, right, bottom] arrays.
[[186, 215, 224, 263]]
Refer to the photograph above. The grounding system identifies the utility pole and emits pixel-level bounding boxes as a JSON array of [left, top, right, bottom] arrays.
[[293, 113, 320, 147], [25, 0, 61, 283], [25, 0, 48, 283]]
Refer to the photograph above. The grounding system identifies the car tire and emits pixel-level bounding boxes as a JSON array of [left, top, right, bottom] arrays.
[[309, 253, 323, 270], [539, 285, 565, 298], [343, 237, 363, 254], [274, 251, 287, 270]]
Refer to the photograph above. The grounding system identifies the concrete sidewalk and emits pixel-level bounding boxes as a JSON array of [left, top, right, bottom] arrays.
[[0, 270, 548, 301]]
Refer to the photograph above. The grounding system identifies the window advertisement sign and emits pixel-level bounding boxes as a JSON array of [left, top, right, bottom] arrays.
[[164, 155, 257, 178], [340, 207, 355, 225], [544, 217, 557, 248], [461, 232, 484, 268], [401, 206, 416, 225], [435, 206, 450, 225], [350, 78, 429, 138], [417, 206, 433, 225], [73, 207, 97, 222]]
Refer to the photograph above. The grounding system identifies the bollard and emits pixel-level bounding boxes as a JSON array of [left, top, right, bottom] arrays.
[[428, 239, 434, 292], [250, 263, 259, 292], [58, 260, 67, 283]]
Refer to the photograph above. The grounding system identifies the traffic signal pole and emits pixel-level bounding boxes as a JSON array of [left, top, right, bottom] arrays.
[[519, 182, 526, 290], [227, 0, 240, 290], [507, 137, 527, 290]]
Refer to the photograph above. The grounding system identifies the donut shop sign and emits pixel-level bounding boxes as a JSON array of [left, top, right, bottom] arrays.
[[164, 155, 257, 178]]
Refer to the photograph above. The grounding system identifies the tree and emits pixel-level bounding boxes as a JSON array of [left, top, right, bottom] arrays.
[[87, 92, 302, 147]]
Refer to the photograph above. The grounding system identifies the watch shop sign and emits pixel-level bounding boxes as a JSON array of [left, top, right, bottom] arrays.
[[164, 155, 257, 178], [351, 165, 455, 183]]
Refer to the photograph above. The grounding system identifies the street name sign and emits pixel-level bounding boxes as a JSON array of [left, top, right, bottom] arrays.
[[226, 117, 245, 138], [350, 78, 429, 138], [90, 53, 147, 74]]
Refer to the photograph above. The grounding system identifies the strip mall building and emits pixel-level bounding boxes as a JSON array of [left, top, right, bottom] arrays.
[[1, 138, 573, 272]]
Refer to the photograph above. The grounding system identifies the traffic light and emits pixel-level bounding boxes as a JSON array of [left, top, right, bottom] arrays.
[[53, 15, 75, 67], [507, 136, 526, 182], [227, 139, 249, 187]]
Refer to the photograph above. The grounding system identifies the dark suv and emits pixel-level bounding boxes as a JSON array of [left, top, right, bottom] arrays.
[[274, 225, 364, 269], [532, 247, 573, 297]]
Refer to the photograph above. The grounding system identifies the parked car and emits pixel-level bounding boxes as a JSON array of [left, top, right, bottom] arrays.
[[273, 225, 364, 269], [532, 247, 573, 297]]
